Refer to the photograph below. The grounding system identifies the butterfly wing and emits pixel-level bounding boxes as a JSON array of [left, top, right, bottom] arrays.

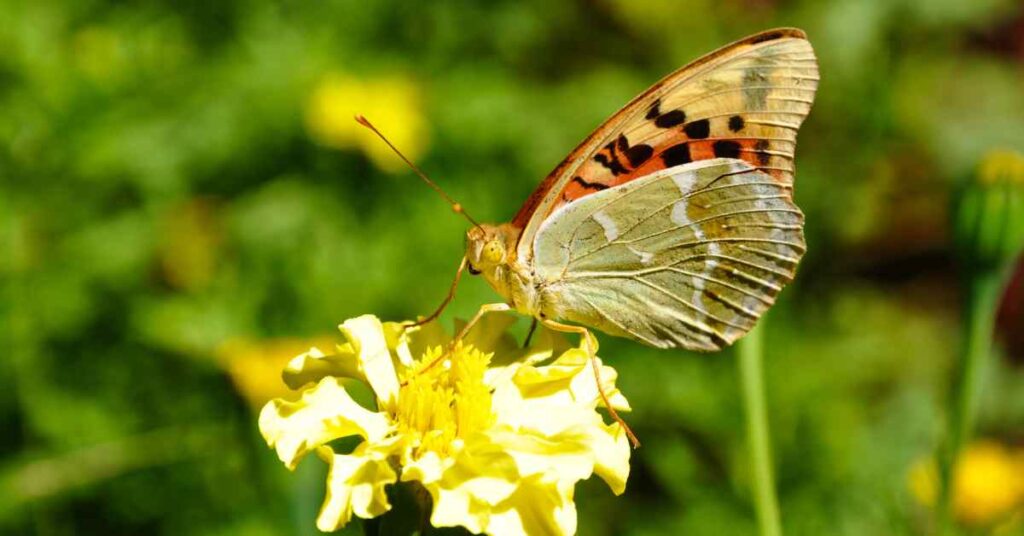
[[532, 159, 804, 351], [515, 28, 817, 262]]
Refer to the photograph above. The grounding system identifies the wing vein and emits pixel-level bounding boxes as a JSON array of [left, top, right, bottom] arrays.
[[574, 292, 664, 347], [634, 276, 746, 330], [621, 208, 804, 246]]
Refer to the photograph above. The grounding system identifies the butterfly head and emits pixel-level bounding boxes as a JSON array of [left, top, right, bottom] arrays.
[[465, 224, 505, 275], [465, 223, 521, 277]]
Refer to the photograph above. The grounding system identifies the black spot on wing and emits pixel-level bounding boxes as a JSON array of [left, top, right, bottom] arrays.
[[713, 140, 742, 158], [624, 144, 654, 167], [594, 154, 626, 175], [595, 141, 628, 175], [683, 119, 710, 139], [728, 115, 745, 132], [645, 99, 662, 120], [662, 144, 692, 167], [654, 110, 686, 128], [754, 139, 771, 165], [616, 134, 629, 151], [572, 175, 609, 191]]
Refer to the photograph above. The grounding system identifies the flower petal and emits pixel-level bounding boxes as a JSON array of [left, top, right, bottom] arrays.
[[589, 421, 631, 495], [460, 312, 519, 359], [485, 477, 577, 536], [384, 320, 448, 369], [316, 445, 398, 532], [486, 424, 594, 483], [381, 321, 418, 368], [400, 450, 449, 486], [508, 348, 630, 411], [489, 349, 632, 495], [259, 377, 390, 469], [416, 439, 520, 503], [412, 440, 523, 533], [281, 345, 363, 390], [339, 315, 401, 410]]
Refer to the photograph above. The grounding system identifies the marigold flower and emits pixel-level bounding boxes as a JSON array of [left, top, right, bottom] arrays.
[[259, 313, 631, 535]]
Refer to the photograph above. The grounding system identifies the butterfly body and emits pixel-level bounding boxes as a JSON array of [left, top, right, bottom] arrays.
[[464, 28, 818, 351]]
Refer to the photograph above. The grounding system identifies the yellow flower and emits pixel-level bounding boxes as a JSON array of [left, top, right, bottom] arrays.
[[259, 313, 631, 535], [909, 440, 1024, 525], [304, 72, 428, 172]]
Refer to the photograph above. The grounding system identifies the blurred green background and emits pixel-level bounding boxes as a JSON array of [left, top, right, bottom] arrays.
[[3, 0, 1024, 534]]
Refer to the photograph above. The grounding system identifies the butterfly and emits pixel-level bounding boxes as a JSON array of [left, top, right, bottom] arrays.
[[458, 28, 818, 351]]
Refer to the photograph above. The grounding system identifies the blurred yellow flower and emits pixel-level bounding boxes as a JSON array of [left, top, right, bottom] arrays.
[[304, 72, 428, 172], [909, 440, 1024, 525], [259, 314, 631, 535], [218, 336, 338, 407]]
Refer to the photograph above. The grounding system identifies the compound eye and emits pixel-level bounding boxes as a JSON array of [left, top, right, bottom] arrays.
[[482, 240, 504, 265]]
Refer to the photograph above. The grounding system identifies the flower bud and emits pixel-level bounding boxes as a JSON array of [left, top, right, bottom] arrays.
[[952, 150, 1024, 275]]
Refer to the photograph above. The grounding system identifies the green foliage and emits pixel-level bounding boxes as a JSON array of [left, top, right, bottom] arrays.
[[2, 0, 1023, 534]]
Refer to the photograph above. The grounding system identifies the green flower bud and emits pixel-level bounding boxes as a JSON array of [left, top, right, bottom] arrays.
[[952, 150, 1024, 275]]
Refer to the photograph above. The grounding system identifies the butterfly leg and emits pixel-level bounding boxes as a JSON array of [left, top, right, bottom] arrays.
[[540, 319, 641, 449], [522, 318, 538, 348], [414, 302, 512, 377], [405, 257, 467, 329]]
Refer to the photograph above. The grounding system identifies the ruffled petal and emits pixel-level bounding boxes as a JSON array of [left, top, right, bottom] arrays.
[[400, 450, 448, 486], [339, 315, 401, 411], [259, 377, 391, 469], [489, 346, 633, 496], [587, 421, 631, 495], [281, 345, 363, 390], [485, 477, 577, 536], [316, 444, 398, 532], [414, 439, 521, 533], [381, 321, 418, 368], [507, 348, 630, 411], [485, 424, 593, 484], [392, 319, 450, 366]]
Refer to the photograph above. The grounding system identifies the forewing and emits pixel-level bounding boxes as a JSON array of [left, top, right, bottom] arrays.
[[533, 159, 804, 351], [515, 29, 817, 260]]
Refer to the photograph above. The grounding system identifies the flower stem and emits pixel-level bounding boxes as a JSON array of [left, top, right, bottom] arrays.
[[937, 271, 1003, 533], [737, 322, 782, 536]]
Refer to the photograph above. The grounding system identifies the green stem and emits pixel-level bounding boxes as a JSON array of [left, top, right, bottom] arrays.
[[937, 271, 1004, 534], [737, 322, 782, 536]]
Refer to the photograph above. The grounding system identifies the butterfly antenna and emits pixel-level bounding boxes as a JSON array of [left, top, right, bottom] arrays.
[[355, 115, 482, 229]]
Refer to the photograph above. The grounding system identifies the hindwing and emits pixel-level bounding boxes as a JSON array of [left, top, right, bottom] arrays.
[[532, 159, 804, 350]]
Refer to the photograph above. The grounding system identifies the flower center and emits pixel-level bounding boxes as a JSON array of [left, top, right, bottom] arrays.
[[395, 343, 494, 456]]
